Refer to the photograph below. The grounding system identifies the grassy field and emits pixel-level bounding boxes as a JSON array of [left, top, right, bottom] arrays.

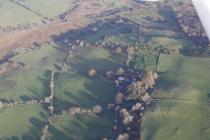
[[13, 43, 68, 71], [0, 45, 122, 139], [15, 0, 76, 18], [46, 113, 113, 140], [119, 2, 195, 72], [132, 49, 159, 71], [0, 104, 49, 139], [0, 0, 42, 27], [65, 46, 125, 74], [103, 33, 138, 47], [141, 54, 210, 140], [54, 73, 116, 111], [49, 46, 120, 139], [1, 1, 203, 139], [0, 0, 76, 27], [83, 21, 135, 45], [54, 46, 123, 111], [0, 69, 50, 102]]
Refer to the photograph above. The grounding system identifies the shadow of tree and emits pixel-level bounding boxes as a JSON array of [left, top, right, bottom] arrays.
[[156, 72, 179, 92], [20, 70, 51, 102], [53, 17, 137, 46], [47, 113, 113, 140], [54, 74, 116, 112]]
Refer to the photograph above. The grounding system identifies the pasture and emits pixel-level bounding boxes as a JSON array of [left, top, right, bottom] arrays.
[[0, 69, 50, 102], [15, 0, 76, 18], [54, 46, 123, 111], [46, 113, 113, 140], [132, 49, 159, 71], [0, 1, 204, 139], [0, 104, 49, 139], [65, 46, 125, 74], [120, 2, 195, 72], [0, 0, 76, 27], [54, 73, 116, 111], [141, 54, 210, 140], [13, 43, 68, 71], [0, 0, 42, 27]]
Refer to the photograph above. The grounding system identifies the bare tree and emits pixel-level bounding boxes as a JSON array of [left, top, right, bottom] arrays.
[[92, 105, 103, 114], [115, 67, 125, 76], [116, 133, 129, 140], [88, 68, 97, 77], [114, 92, 124, 105]]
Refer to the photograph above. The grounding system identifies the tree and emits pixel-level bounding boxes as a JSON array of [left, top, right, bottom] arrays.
[[142, 92, 151, 103], [126, 46, 135, 64], [68, 107, 81, 116], [114, 92, 124, 105], [128, 81, 146, 96], [0, 101, 3, 109], [105, 71, 114, 78], [131, 102, 142, 111], [123, 115, 134, 125], [115, 47, 122, 54], [79, 40, 85, 47], [115, 67, 125, 76], [119, 108, 134, 125], [88, 69, 97, 77], [142, 71, 157, 87], [116, 133, 129, 140], [92, 105, 103, 114], [107, 103, 115, 110]]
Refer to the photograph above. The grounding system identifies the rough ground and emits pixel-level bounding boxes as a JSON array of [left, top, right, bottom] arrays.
[[0, 0, 132, 57]]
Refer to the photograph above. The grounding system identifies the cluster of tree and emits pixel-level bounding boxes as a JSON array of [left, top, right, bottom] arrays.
[[102, 70, 158, 140], [169, 0, 209, 48], [126, 47, 135, 66], [128, 71, 158, 100], [68, 105, 103, 116], [0, 24, 31, 32], [104, 98, 144, 140], [181, 47, 210, 58], [157, 45, 179, 55], [116, 133, 129, 140], [0, 101, 17, 109], [25, 100, 38, 105], [0, 61, 24, 75]]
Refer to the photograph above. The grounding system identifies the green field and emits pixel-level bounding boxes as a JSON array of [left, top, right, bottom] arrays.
[[54, 73, 116, 111], [0, 69, 50, 102], [141, 54, 210, 140], [51, 46, 122, 138], [120, 2, 195, 71], [13, 43, 68, 71], [0, 104, 49, 139], [0, 1, 205, 139], [15, 0, 75, 18], [0, 0, 76, 27], [65, 46, 125, 74], [0, 45, 122, 139], [0, 0, 42, 27], [54, 46, 123, 110], [46, 113, 113, 140], [103, 33, 138, 47], [132, 49, 159, 71]]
